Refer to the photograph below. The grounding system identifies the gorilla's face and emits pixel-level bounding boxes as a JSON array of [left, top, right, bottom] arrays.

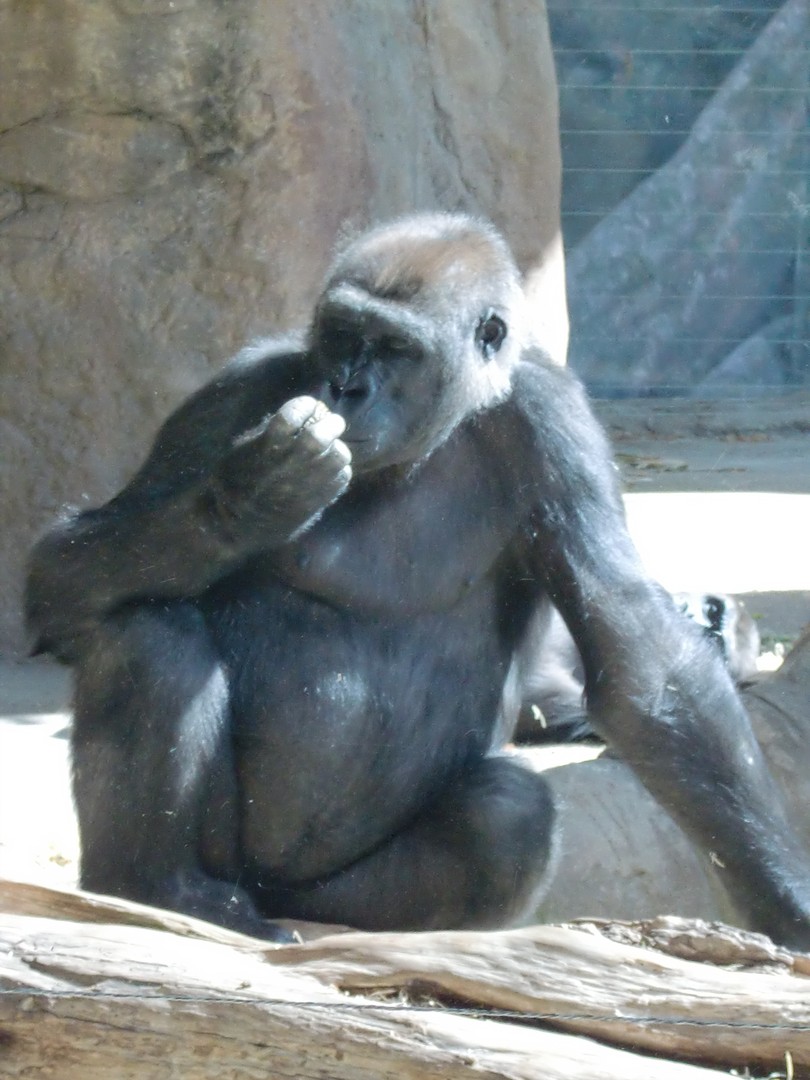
[[308, 214, 525, 472]]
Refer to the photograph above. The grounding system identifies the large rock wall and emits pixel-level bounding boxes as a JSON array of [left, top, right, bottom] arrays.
[[558, 0, 808, 394], [549, 0, 783, 250], [0, 1, 563, 656]]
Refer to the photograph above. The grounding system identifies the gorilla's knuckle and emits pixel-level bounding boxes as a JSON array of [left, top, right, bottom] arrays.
[[274, 395, 320, 433], [296, 427, 325, 456], [309, 412, 347, 447]]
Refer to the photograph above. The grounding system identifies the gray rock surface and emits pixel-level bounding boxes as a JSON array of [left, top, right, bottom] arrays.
[[694, 315, 797, 397], [564, 0, 809, 394], [549, 0, 782, 248], [0, 1, 564, 656]]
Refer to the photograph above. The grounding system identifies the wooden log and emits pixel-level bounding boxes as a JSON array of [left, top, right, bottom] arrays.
[[274, 919, 810, 1071], [0, 895, 794, 1079]]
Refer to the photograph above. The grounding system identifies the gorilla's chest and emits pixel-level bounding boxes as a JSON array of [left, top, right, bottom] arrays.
[[272, 446, 518, 616], [201, 428, 526, 757]]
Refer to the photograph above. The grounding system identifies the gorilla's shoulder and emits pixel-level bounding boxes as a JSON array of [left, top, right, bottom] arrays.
[[227, 333, 307, 374], [509, 352, 592, 419]]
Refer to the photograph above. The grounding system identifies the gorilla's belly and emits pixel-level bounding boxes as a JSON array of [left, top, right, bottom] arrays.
[[203, 575, 508, 880]]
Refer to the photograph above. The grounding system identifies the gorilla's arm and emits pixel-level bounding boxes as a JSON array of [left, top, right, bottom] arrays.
[[514, 359, 810, 948], [26, 350, 351, 661]]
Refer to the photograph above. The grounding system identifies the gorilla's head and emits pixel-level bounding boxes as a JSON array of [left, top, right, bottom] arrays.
[[308, 213, 526, 471]]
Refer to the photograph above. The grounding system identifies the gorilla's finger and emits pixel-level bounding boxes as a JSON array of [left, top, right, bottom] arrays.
[[273, 396, 326, 435], [300, 411, 348, 452]]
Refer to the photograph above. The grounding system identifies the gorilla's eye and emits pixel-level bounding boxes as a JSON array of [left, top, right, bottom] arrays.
[[475, 313, 507, 358], [380, 334, 411, 356]]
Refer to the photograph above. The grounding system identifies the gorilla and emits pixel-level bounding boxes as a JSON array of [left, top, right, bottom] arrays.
[[675, 592, 761, 683], [515, 591, 761, 743], [26, 213, 810, 947]]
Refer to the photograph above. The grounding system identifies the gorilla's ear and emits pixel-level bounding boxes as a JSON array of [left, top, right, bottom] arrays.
[[475, 312, 508, 359]]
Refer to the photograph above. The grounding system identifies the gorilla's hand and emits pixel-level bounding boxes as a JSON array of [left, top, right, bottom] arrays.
[[209, 396, 352, 547]]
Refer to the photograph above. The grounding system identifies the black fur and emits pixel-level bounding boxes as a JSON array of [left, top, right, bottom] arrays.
[[26, 214, 810, 946]]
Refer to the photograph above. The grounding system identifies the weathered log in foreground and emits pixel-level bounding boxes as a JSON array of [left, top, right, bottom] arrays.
[[2, 631, 810, 1078], [2, 880, 810, 1079]]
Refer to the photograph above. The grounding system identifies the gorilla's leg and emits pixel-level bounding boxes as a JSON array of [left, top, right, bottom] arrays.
[[72, 603, 286, 940], [258, 755, 555, 931]]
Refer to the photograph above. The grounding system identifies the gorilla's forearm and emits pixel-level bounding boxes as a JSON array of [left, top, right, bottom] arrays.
[[26, 393, 352, 662], [514, 361, 810, 948], [597, 624, 810, 944], [25, 494, 238, 661], [558, 559, 810, 946], [526, 358, 808, 941]]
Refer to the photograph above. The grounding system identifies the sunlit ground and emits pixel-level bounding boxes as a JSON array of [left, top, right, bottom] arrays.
[[626, 492, 810, 596]]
